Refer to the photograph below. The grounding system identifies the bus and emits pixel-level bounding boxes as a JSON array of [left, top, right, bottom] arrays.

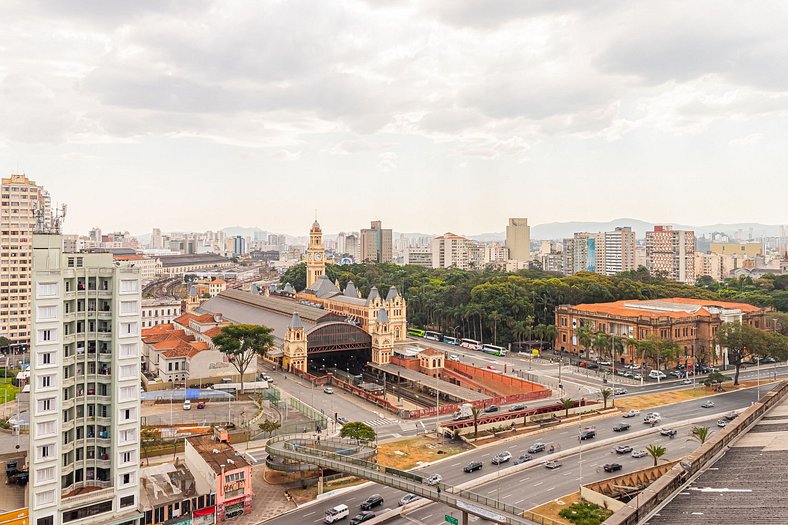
[[408, 328, 426, 337], [442, 336, 459, 345], [482, 344, 507, 357], [460, 338, 481, 350], [424, 331, 443, 342]]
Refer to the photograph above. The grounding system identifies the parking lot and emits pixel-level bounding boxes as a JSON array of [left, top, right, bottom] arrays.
[[141, 398, 259, 427]]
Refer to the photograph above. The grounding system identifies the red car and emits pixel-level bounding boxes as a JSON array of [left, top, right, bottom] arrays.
[[196, 402, 206, 409], [579, 361, 589, 367]]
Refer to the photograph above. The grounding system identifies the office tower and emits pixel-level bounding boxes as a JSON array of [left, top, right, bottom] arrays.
[[646, 226, 696, 283], [232, 235, 246, 256], [604, 227, 637, 275], [29, 233, 142, 525], [336, 232, 346, 255], [267, 233, 286, 247], [360, 220, 392, 263], [151, 228, 163, 249], [1, 174, 52, 347], [505, 218, 531, 262]]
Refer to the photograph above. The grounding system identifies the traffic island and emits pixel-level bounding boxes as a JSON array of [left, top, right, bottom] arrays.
[[614, 379, 780, 411], [377, 435, 471, 470], [525, 492, 582, 525]]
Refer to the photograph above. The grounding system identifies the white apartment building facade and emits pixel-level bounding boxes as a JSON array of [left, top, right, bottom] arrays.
[[562, 227, 637, 276], [1, 174, 51, 346], [431, 233, 482, 270], [646, 226, 696, 283], [603, 227, 637, 275], [29, 234, 141, 525]]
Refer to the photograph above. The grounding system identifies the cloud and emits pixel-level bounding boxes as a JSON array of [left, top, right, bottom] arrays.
[[377, 152, 398, 171]]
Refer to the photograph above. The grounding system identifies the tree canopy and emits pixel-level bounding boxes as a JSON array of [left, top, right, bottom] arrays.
[[211, 324, 275, 393], [339, 421, 376, 443], [715, 321, 788, 384]]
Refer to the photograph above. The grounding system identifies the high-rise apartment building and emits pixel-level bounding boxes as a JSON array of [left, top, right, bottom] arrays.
[[1, 174, 51, 346], [505, 218, 531, 262], [232, 235, 246, 257], [646, 225, 696, 283], [345, 233, 359, 261], [360, 220, 392, 263], [29, 234, 142, 525], [431, 233, 482, 270], [603, 227, 637, 275], [562, 227, 636, 276]]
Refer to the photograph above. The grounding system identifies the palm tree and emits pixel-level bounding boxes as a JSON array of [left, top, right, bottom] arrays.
[[646, 443, 667, 467], [599, 388, 612, 410], [578, 326, 593, 361], [533, 324, 546, 352], [593, 332, 610, 361], [542, 324, 558, 352], [625, 337, 639, 366], [489, 311, 503, 345], [690, 426, 711, 445], [559, 397, 574, 418], [471, 406, 481, 438]]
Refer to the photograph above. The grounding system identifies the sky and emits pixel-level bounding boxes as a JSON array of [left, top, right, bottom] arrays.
[[1, 0, 787, 236]]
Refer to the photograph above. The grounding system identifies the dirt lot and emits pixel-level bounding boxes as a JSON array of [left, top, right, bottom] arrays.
[[615, 379, 778, 411], [527, 492, 582, 525], [377, 434, 471, 470]]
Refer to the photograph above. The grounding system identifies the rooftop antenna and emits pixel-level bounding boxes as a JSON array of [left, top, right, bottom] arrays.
[[33, 202, 66, 235]]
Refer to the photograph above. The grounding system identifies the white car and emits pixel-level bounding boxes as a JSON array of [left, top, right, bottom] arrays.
[[701, 400, 715, 408], [448, 354, 461, 362], [183, 400, 191, 410], [424, 474, 443, 486], [717, 419, 728, 428], [631, 450, 647, 458], [622, 409, 640, 418]]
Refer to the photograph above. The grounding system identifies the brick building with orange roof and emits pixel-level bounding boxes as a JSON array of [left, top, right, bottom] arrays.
[[555, 297, 771, 367]]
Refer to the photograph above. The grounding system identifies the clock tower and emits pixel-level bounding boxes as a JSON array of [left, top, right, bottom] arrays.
[[306, 220, 325, 289]]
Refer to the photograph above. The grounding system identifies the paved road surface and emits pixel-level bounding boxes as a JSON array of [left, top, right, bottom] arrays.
[[252, 383, 774, 525]]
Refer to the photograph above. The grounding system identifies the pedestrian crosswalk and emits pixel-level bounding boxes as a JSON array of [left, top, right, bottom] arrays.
[[364, 416, 399, 427]]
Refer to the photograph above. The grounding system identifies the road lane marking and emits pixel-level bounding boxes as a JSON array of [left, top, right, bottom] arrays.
[[502, 494, 512, 499], [514, 499, 525, 504], [480, 453, 490, 457], [533, 481, 544, 487], [488, 489, 496, 494], [519, 477, 530, 482], [304, 512, 316, 517], [451, 462, 461, 466], [422, 514, 433, 520], [548, 486, 556, 491]]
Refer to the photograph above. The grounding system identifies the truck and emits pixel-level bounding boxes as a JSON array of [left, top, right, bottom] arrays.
[[453, 403, 473, 421]]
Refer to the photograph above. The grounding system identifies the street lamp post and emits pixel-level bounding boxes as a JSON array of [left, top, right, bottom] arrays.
[[757, 356, 761, 401]]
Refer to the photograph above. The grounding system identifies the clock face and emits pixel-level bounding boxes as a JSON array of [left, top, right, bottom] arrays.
[[315, 253, 323, 261]]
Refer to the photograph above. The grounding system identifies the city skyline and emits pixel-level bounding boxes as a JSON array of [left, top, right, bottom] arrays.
[[3, 1, 788, 233]]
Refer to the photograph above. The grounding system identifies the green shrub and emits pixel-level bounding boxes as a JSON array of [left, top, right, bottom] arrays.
[[558, 502, 613, 525]]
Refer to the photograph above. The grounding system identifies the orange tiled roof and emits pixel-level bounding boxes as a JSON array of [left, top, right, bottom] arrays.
[[569, 298, 762, 319], [141, 324, 174, 336], [205, 326, 223, 338]]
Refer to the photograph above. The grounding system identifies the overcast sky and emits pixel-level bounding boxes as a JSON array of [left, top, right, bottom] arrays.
[[2, 0, 787, 236]]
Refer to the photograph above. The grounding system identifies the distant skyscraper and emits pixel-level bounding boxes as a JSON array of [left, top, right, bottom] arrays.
[[604, 227, 637, 275], [336, 232, 346, 254], [360, 220, 392, 263], [431, 233, 482, 270], [151, 228, 163, 249], [646, 226, 696, 283], [1, 173, 52, 346], [505, 218, 531, 262], [562, 227, 636, 276], [345, 233, 359, 261], [232, 235, 246, 256], [29, 233, 142, 525]]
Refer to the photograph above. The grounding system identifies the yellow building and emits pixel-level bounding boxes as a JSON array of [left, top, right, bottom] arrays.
[[709, 242, 762, 257]]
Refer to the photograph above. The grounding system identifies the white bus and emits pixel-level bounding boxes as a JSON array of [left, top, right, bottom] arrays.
[[424, 330, 443, 341], [325, 504, 349, 523], [460, 338, 481, 350], [482, 344, 507, 357], [442, 336, 459, 345]]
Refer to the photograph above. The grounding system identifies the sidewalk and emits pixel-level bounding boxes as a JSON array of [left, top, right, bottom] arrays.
[[230, 465, 297, 525]]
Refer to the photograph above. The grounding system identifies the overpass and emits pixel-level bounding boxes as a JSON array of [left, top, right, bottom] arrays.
[[265, 435, 539, 525]]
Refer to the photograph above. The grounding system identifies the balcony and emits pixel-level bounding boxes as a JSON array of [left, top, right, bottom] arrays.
[[60, 483, 114, 509]]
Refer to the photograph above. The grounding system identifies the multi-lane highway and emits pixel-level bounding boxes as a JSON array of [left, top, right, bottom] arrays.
[[252, 383, 775, 525]]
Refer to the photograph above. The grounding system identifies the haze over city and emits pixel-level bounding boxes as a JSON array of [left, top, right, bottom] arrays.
[[3, 0, 788, 234]]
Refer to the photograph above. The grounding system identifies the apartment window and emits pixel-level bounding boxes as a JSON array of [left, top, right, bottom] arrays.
[[119, 364, 136, 379], [36, 420, 56, 437], [225, 472, 245, 482], [120, 407, 137, 422], [37, 375, 54, 389], [120, 300, 138, 315], [37, 398, 55, 414], [37, 282, 58, 298], [36, 466, 55, 483], [36, 517, 55, 525], [119, 428, 136, 444], [120, 495, 135, 508], [37, 444, 54, 460], [119, 472, 135, 486], [119, 386, 136, 401], [119, 343, 138, 358], [120, 322, 138, 336], [120, 279, 138, 293], [35, 489, 56, 507], [37, 328, 57, 344], [120, 450, 135, 464], [37, 305, 57, 320], [37, 352, 55, 366]]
